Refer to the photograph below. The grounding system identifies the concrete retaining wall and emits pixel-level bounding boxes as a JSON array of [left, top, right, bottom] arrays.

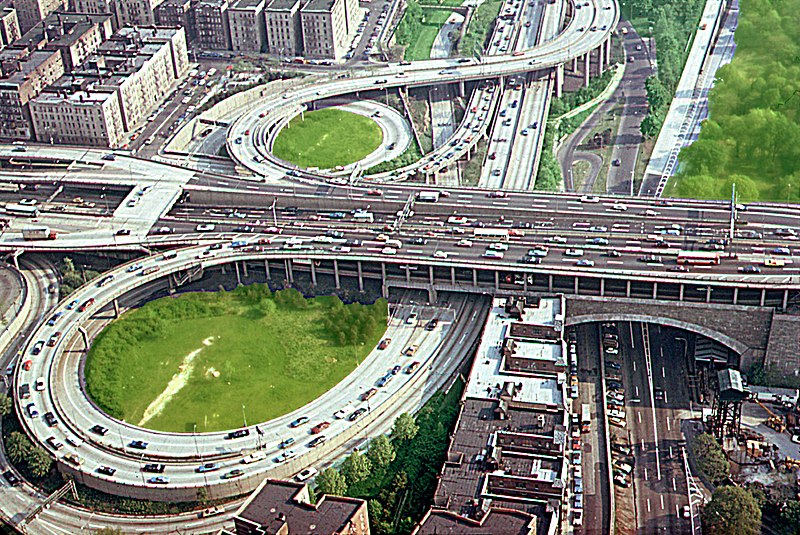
[[0, 265, 29, 358]]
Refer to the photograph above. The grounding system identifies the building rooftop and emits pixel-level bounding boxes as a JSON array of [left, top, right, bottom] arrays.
[[302, 0, 337, 13], [414, 507, 537, 535], [0, 49, 60, 86], [266, 0, 300, 10], [13, 12, 112, 51], [230, 0, 265, 10], [33, 86, 115, 105], [235, 479, 367, 535], [505, 338, 565, 367]]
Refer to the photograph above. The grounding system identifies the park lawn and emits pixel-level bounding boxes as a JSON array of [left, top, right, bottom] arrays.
[[85, 293, 385, 433], [404, 9, 453, 61], [272, 108, 383, 169]]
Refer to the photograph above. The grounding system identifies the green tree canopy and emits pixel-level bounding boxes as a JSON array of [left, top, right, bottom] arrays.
[[367, 435, 396, 468], [689, 433, 730, 484], [315, 467, 347, 496], [702, 486, 761, 535], [340, 451, 372, 487], [392, 413, 419, 442]]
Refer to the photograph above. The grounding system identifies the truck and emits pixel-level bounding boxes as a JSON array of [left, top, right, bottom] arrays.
[[581, 404, 591, 433], [416, 191, 440, 203], [22, 226, 57, 240]]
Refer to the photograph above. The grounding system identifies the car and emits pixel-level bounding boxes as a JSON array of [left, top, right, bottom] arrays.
[[44, 412, 58, 427], [576, 259, 595, 267], [456, 239, 473, 247], [45, 436, 63, 450], [588, 237, 609, 245], [772, 247, 791, 255], [406, 312, 417, 325], [2, 470, 20, 487], [528, 247, 549, 258], [77, 299, 95, 312], [227, 428, 250, 439], [404, 345, 419, 356], [580, 195, 600, 203], [614, 474, 631, 487], [125, 440, 148, 450], [143, 463, 166, 473], [296, 468, 318, 482], [547, 236, 568, 244], [572, 451, 582, 465], [46, 312, 63, 326], [311, 422, 330, 434], [34, 378, 45, 391], [487, 191, 507, 198], [683, 505, 691, 518], [308, 435, 327, 448], [426, 319, 439, 331], [148, 476, 170, 484], [348, 408, 368, 422], [200, 506, 225, 518], [222, 469, 245, 479], [90, 425, 109, 436], [605, 250, 622, 258], [98, 466, 117, 476], [611, 203, 627, 211], [362, 388, 378, 401], [290, 417, 310, 428], [377, 338, 392, 350], [24, 402, 38, 419], [565, 249, 584, 257], [195, 462, 220, 473]]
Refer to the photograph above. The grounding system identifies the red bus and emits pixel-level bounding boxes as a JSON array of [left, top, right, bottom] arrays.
[[676, 251, 721, 265]]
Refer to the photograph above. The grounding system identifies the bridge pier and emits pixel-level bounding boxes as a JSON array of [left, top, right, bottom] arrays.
[[494, 271, 499, 291], [78, 326, 89, 351], [548, 274, 553, 292], [473, 269, 478, 287], [264, 259, 270, 280], [597, 45, 605, 75], [357, 261, 364, 291], [733, 287, 738, 305], [626, 280, 631, 297], [572, 56, 578, 73], [783, 290, 789, 310], [458, 79, 465, 96], [600, 278, 605, 296], [427, 285, 437, 303], [242, 261, 248, 278], [405, 266, 411, 283], [574, 277, 578, 294], [652, 282, 658, 299], [429, 265, 434, 286], [605, 36, 611, 66], [555, 64, 564, 98], [285, 259, 293, 284], [760, 289, 766, 306], [450, 267, 455, 285], [112, 298, 119, 318], [705, 286, 711, 303], [334, 259, 341, 288], [679, 284, 684, 301], [310, 262, 317, 286], [584, 53, 590, 87]]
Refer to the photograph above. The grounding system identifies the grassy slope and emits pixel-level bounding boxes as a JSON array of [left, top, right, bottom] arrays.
[[86, 295, 384, 433], [404, 9, 453, 61], [273, 108, 383, 169]]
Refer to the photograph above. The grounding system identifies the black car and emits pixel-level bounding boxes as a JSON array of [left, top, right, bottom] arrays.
[[129, 440, 148, 450], [227, 428, 250, 439], [143, 463, 166, 473], [97, 466, 116, 476], [607, 380, 623, 390], [409, 237, 427, 245], [3, 470, 20, 487], [348, 408, 367, 422], [308, 436, 326, 448], [44, 412, 58, 427], [425, 319, 439, 331], [90, 424, 109, 436], [519, 255, 541, 264]]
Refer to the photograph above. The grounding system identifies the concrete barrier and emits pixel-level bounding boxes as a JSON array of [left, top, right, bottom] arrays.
[[0, 265, 29, 358]]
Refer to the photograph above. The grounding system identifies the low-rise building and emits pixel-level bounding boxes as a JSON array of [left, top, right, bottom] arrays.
[[299, 0, 357, 59], [194, 0, 229, 49], [0, 48, 64, 139], [0, 3, 21, 48], [227, 0, 265, 52], [264, 0, 301, 57], [225, 478, 371, 535]]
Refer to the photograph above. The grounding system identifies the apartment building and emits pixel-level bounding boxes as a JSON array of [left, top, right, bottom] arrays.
[[299, 0, 357, 59], [194, 0, 229, 49], [29, 86, 124, 146], [0, 3, 21, 48], [264, 0, 301, 56], [114, 0, 167, 26], [0, 48, 64, 139], [70, 0, 115, 19], [224, 479, 371, 535], [28, 25, 188, 145], [14, 0, 67, 33], [413, 296, 571, 534], [227, 0, 265, 52], [14, 12, 114, 70], [154, 0, 195, 40]]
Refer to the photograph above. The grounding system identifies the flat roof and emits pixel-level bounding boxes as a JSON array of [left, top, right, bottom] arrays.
[[266, 0, 300, 10], [520, 296, 562, 326], [507, 338, 564, 366], [415, 508, 537, 535], [230, 0, 265, 10], [32, 88, 115, 105], [465, 301, 564, 407], [302, 0, 337, 13]]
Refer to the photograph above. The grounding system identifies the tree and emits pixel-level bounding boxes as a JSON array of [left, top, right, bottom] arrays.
[[689, 433, 730, 484], [0, 393, 12, 416], [27, 447, 53, 478], [196, 486, 209, 504], [5, 432, 31, 464], [702, 485, 761, 535], [392, 413, 419, 442], [367, 435, 396, 468], [340, 452, 371, 487], [780, 499, 800, 531], [315, 468, 347, 496]]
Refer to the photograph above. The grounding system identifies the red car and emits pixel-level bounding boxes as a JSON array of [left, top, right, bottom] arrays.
[[311, 422, 330, 434], [377, 338, 391, 350], [366, 189, 383, 196], [77, 298, 95, 313], [22, 360, 32, 371]]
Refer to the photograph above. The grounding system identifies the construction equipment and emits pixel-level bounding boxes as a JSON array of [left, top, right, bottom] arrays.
[[755, 399, 786, 433]]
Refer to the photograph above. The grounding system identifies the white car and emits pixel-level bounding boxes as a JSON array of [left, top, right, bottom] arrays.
[[296, 467, 318, 481], [580, 195, 600, 203], [456, 239, 473, 247], [381, 247, 398, 255], [547, 236, 568, 244], [611, 203, 627, 211], [565, 249, 584, 257], [483, 250, 504, 259], [196, 224, 216, 232], [488, 243, 508, 251], [433, 251, 449, 259], [333, 409, 348, 419], [643, 209, 659, 217]]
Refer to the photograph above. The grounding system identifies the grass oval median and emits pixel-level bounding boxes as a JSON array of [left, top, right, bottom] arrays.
[[84, 286, 387, 433], [272, 107, 384, 169]]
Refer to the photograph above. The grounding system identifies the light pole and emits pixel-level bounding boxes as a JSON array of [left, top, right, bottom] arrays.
[[242, 404, 248, 427]]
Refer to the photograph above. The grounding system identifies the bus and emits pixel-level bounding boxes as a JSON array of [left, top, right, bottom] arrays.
[[416, 191, 440, 203], [581, 404, 591, 433], [5, 203, 39, 217], [676, 251, 721, 265], [473, 228, 510, 241], [353, 211, 374, 223]]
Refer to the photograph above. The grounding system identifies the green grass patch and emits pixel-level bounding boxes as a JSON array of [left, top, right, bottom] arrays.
[[85, 286, 387, 432], [403, 9, 453, 61], [273, 108, 383, 169]]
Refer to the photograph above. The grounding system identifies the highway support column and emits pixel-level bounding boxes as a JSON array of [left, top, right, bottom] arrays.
[[733, 287, 738, 305], [429, 266, 434, 287], [458, 79, 466, 96], [679, 284, 685, 301], [625, 280, 631, 297], [548, 274, 553, 292], [574, 277, 578, 294], [357, 261, 364, 291], [600, 278, 605, 296], [333, 259, 341, 289], [783, 290, 789, 310], [555, 64, 564, 98], [285, 259, 293, 284], [705, 287, 711, 303], [572, 56, 578, 73], [235, 262, 242, 285], [450, 267, 456, 285], [78, 326, 89, 351], [494, 271, 499, 291], [584, 53, 590, 87], [597, 45, 605, 75], [310, 261, 317, 286], [472, 269, 478, 287], [652, 282, 658, 299], [264, 259, 271, 281], [605, 36, 611, 66], [242, 261, 248, 278], [112, 298, 119, 318]]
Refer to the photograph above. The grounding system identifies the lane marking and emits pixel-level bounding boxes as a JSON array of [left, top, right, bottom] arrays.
[[661, 495, 665, 509], [647, 499, 651, 513], [644, 467, 648, 480]]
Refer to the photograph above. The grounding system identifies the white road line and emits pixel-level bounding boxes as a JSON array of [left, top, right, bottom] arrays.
[[633, 360, 636, 372], [644, 467, 648, 480], [665, 391, 669, 404], [676, 503, 681, 518], [638, 412, 642, 423], [662, 366, 666, 378], [647, 498, 651, 513], [642, 438, 646, 450], [635, 385, 640, 397], [607, 260, 625, 265], [667, 418, 671, 431], [673, 477, 678, 491], [661, 495, 665, 509]]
